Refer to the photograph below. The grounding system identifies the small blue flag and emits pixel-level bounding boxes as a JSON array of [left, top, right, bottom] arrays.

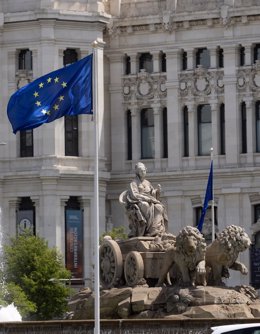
[[7, 54, 93, 134], [197, 160, 213, 232]]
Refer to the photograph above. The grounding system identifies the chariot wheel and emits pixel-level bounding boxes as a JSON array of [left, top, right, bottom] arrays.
[[99, 239, 123, 288], [124, 251, 144, 287]]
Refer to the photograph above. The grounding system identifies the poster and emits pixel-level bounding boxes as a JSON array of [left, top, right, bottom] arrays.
[[65, 209, 83, 280]]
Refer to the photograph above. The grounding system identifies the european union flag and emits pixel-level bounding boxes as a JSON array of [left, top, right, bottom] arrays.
[[7, 54, 93, 134], [197, 160, 213, 232]]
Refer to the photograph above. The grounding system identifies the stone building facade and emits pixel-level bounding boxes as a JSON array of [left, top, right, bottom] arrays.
[[1, 0, 260, 287]]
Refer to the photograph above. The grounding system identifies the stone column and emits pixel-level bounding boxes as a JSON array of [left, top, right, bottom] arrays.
[[210, 101, 219, 156], [60, 197, 69, 262], [153, 104, 162, 170], [209, 47, 217, 69], [151, 51, 160, 73], [131, 106, 140, 164], [109, 53, 125, 171], [187, 102, 196, 167], [166, 49, 182, 170], [187, 48, 195, 70], [244, 44, 252, 66], [224, 45, 239, 166], [244, 96, 254, 164], [128, 53, 138, 74], [31, 196, 40, 235], [79, 197, 93, 288], [8, 198, 20, 238]]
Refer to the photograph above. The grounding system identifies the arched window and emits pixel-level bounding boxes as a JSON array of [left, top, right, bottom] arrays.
[[162, 107, 168, 158], [139, 53, 153, 73], [183, 106, 189, 157], [63, 48, 78, 66], [241, 102, 247, 153], [254, 44, 260, 64], [127, 110, 132, 160], [220, 104, 225, 155], [20, 129, 33, 157], [141, 108, 154, 159], [18, 49, 32, 71], [198, 104, 212, 156], [160, 52, 166, 72], [256, 101, 260, 153], [196, 48, 210, 68], [124, 55, 131, 75], [239, 45, 245, 66], [217, 47, 224, 68], [182, 51, 187, 70]]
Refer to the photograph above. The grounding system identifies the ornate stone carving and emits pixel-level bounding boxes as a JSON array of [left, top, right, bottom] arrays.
[[123, 73, 167, 103], [179, 69, 224, 99]]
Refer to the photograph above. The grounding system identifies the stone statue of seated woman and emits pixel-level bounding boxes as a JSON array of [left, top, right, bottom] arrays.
[[119, 162, 168, 238]]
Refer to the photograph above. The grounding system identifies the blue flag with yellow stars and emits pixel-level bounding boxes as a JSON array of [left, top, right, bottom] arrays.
[[7, 54, 93, 134], [197, 160, 213, 232]]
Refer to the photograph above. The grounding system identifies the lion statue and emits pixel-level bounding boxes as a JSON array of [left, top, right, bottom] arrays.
[[156, 226, 207, 287], [206, 225, 251, 286]]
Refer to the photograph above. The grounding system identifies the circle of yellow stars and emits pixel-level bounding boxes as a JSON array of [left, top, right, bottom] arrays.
[[33, 76, 67, 116]]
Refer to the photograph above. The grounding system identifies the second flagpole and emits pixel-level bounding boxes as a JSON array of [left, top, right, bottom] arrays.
[[210, 147, 215, 241]]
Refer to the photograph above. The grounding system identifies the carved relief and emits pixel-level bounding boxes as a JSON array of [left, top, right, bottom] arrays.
[[123, 72, 167, 103], [179, 68, 224, 98]]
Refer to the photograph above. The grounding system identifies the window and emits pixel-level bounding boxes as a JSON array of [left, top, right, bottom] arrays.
[[254, 204, 260, 224], [141, 108, 154, 159], [241, 102, 247, 153], [220, 104, 225, 155], [139, 53, 153, 73], [256, 102, 260, 152], [239, 45, 245, 66], [65, 116, 79, 156], [20, 130, 33, 157], [196, 48, 210, 68], [162, 107, 168, 158], [125, 55, 131, 75], [183, 106, 189, 157], [64, 49, 79, 156], [127, 110, 132, 160], [161, 52, 166, 72], [18, 49, 32, 71], [217, 47, 224, 68], [63, 48, 78, 66], [254, 44, 260, 63], [198, 104, 212, 156], [182, 51, 187, 70]]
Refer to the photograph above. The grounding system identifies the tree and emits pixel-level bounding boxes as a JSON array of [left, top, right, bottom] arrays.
[[100, 226, 128, 243], [3, 233, 71, 320]]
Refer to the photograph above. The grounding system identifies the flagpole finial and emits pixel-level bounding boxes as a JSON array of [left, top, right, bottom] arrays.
[[210, 147, 213, 160]]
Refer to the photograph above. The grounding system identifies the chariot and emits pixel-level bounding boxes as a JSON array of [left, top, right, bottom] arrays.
[[99, 236, 168, 289]]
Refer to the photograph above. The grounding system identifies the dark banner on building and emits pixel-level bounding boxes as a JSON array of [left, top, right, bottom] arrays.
[[17, 209, 35, 235], [65, 209, 83, 279], [250, 245, 260, 288]]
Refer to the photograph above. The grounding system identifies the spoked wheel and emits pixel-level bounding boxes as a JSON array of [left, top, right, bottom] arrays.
[[99, 239, 123, 288], [124, 251, 144, 287]]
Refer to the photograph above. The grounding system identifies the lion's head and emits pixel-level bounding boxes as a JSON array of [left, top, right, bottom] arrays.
[[176, 226, 207, 260], [217, 225, 251, 253]]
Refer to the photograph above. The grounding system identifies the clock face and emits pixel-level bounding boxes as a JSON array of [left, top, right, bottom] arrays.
[[18, 218, 33, 234]]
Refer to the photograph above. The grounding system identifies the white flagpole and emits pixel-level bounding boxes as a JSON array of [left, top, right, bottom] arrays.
[[92, 40, 100, 334], [210, 147, 215, 241]]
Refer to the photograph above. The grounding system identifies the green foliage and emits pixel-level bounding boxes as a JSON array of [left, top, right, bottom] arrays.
[[3, 233, 71, 320], [100, 226, 128, 243]]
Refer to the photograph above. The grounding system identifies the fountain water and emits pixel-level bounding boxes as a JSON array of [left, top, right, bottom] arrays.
[[0, 207, 22, 321]]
